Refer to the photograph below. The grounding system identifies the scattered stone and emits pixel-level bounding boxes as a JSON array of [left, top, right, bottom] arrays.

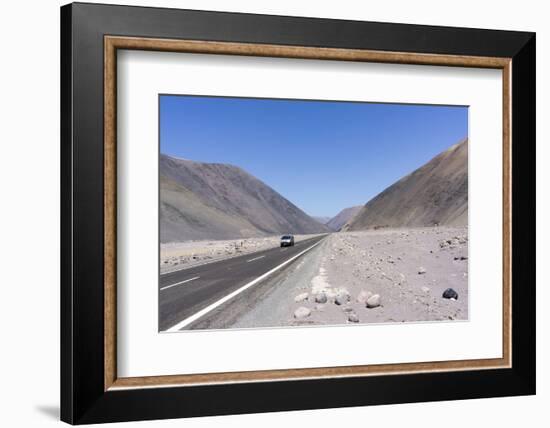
[[348, 313, 360, 323], [314, 304, 325, 311], [454, 256, 468, 261], [421, 286, 430, 293], [442, 288, 459, 300], [356, 290, 373, 303], [418, 267, 427, 274], [294, 292, 309, 302], [342, 306, 354, 312], [315, 293, 328, 304], [366, 294, 381, 308], [294, 307, 311, 319]]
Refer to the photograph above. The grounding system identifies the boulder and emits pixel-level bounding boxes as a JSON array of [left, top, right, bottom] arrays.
[[356, 290, 373, 303], [442, 288, 459, 300], [294, 292, 309, 302], [348, 313, 360, 323], [294, 307, 311, 319], [335, 292, 350, 306], [366, 294, 381, 308], [315, 293, 328, 304]]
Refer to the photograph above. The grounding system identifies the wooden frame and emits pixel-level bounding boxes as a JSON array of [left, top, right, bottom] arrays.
[[104, 36, 513, 390], [62, 2, 535, 424]]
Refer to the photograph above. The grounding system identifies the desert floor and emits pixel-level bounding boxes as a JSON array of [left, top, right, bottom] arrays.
[[226, 226, 468, 329]]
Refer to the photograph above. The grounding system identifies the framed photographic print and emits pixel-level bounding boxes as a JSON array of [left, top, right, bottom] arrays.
[[60, 2, 536, 424]]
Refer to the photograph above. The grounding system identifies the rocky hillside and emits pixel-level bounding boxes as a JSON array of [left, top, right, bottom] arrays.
[[344, 139, 468, 231], [160, 154, 330, 243], [312, 216, 331, 225], [326, 206, 363, 231]]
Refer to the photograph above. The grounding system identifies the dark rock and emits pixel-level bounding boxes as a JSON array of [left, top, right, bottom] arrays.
[[442, 288, 459, 300]]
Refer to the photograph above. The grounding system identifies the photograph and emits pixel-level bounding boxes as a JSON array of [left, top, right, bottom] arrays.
[[158, 95, 469, 332], [54, 2, 537, 424]]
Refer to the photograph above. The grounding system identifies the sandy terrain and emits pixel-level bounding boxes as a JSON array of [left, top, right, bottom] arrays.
[[227, 226, 468, 329], [161, 234, 325, 274]]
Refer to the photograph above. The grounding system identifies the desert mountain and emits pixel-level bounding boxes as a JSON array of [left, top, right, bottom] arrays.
[[312, 216, 331, 224], [343, 139, 468, 231], [160, 154, 330, 243], [326, 206, 363, 231]]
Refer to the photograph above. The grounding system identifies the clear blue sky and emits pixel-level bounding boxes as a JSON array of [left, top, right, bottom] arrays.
[[160, 95, 467, 218]]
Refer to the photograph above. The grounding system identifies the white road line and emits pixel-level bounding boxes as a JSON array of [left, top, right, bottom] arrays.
[[160, 276, 200, 291], [165, 238, 325, 332], [246, 255, 266, 263]]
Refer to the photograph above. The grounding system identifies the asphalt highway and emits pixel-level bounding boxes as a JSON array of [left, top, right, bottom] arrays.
[[159, 234, 327, 331]]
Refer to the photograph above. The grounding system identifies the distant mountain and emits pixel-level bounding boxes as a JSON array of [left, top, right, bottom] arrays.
[[312, 216, 331, 224], [160, 154, 330, 243], [343, 139, 468, 231], [326, 206, 363, 231]]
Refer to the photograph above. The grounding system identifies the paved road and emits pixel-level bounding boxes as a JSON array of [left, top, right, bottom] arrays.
[[159, 234, 328, 331]]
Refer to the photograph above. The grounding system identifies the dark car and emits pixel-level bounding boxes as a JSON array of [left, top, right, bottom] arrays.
[[280, 235, 295, 247]]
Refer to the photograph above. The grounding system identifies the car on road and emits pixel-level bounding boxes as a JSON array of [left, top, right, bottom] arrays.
[[280, 235, 295, 247]]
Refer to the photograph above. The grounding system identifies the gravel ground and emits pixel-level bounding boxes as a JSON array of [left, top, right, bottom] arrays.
[[308, 227, 469, 325], [224, 226, 468, 329], [160, 233, 324, 274]]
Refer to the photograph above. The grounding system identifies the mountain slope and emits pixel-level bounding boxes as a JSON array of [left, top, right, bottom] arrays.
[[160, 154, 330, 242], [312, 216, 331, 224], [326, 206, 363, 231], [344, 139, 468, 231]]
